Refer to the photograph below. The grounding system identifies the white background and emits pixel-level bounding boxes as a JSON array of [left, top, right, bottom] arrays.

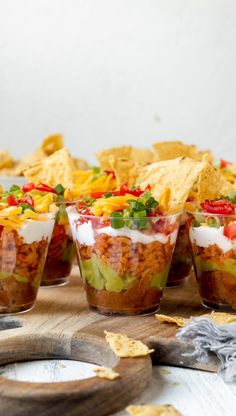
[[1, 0, 236, 164]]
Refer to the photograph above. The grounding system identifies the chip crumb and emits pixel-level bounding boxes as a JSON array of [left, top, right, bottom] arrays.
[[104, 330, 154, 358], [94, 367, 120, 380], [126, 404, 182, 416]]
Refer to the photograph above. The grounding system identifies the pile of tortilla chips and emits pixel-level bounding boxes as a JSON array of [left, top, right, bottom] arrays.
[[0, 133, 88, 177], [1, 139, 235, 212]]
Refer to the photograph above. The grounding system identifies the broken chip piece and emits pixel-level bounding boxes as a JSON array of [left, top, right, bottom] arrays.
[[94, 367, 120, 380], [104, 330, 154, 357], [155, 312, 236, 327], [126, 404, 182, 416]]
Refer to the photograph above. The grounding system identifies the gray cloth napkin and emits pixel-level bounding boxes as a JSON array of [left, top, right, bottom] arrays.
[[176, 316, 236, 383]]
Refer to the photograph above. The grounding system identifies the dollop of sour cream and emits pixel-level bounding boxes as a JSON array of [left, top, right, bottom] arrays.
[[189, 226, 234, 253]]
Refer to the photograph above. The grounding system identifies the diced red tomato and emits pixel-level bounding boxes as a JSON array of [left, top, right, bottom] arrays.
[[201, 199, 234, 215], [35, 183, 57, 194], [18, 195, 34, 206], [220, 159, 231, 169], [224, 223, 236, 240], [22, 183, 35, 193], [7, 195, 18, 206], [104, 170, 116, 179]]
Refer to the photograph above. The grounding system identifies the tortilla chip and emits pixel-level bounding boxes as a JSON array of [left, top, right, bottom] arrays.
[[156, 312, 236, 327], [196, 163, 233, 201], [23, 148, 76, 188], [73, 157, 89, 170], [130, 148, 156, 164], [155, 314, 188, 327], [41, 133, 64, 156], [139, 157, 206, 213], [96, 146, 132, 170], [206, 312, 236, 325], [96, 146, 155, 170], [127, 404, 182, 416], [0, 150, 14, 170], [109, 156, 144, 187], [104, 330, 154, 357], [13, 148, 46, 176], [153, 141, 213, 163], [94, 367, 120, 380]]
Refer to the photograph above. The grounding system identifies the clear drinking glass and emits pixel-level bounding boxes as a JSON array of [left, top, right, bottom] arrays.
[[0, 214, 55, 314], [187, 211, 236, 311], [67, 206, 180, 315], [167, 216, 192, 287], [41, 202, 75, 287]]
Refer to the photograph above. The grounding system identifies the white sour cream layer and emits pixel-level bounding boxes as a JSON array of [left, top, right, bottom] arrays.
[[69, 216, 178, 246], [189, 226, 235, 253], [18, 219, 55, 244]]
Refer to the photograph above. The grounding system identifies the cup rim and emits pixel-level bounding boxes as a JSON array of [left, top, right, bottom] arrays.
[[66, 205, 181, 220], [186, 210, 236, 219]]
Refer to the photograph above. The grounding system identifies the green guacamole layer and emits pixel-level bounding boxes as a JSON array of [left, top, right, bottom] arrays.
[[194, 256, 236, 278], [80, 256, 169, 293]]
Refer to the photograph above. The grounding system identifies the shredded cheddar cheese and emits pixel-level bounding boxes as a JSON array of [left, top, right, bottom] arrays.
[[92, 194, 137, 216], [64, 170, 117, 200]]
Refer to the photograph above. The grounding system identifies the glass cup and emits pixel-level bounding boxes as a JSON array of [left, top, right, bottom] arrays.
[[167, 215, 192, 287], [0, 214, 55, 314], [41, 202, 76, 287], [67, 206, 180, 315], [187, 211, 236, 311]]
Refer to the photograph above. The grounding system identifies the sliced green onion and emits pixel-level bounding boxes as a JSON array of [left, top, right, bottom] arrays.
[[92, 166, 100, 174], [206, 217, 221, 228], [82, 198, 96, 206], [54, 184, 65, 195], [9, 185, 21, 192], [110, 212, 124, 229], [192, 219, 200, 227], [146, 197, 159, 209], [18, 204, 35, 212], [133, 210, 150, 229], [103, 192, 113, 198], [127, 200, 145, 211], [228, 191, 236, 204]]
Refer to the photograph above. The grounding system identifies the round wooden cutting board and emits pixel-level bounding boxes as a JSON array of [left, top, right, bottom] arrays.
[[0, 329, 152, 416], [0, 269, 219, 416]]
